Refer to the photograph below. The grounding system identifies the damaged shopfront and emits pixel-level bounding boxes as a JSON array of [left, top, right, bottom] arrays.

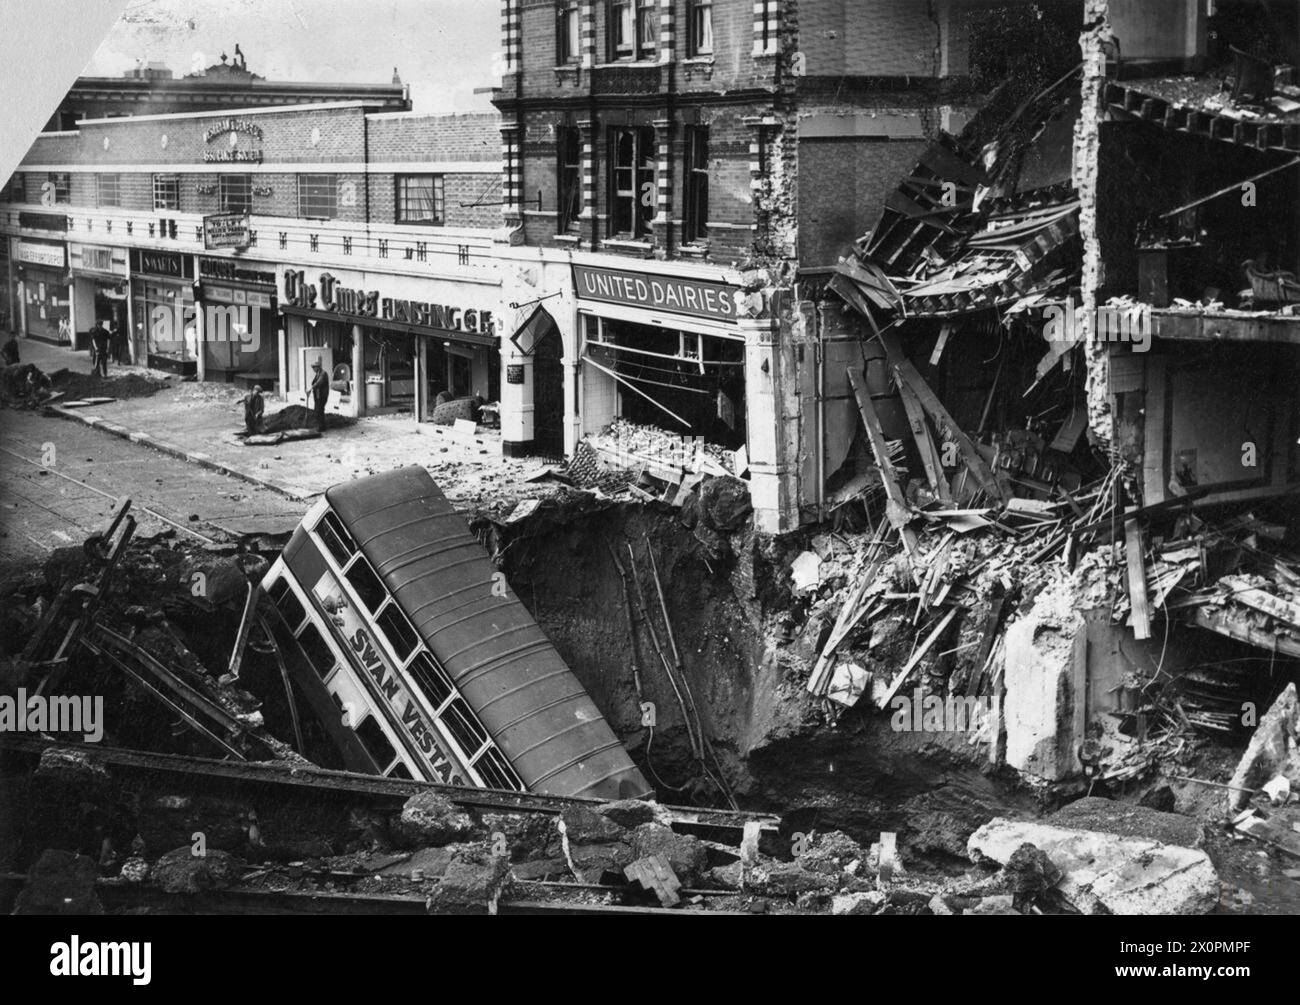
[[277, 266, 500, 423]]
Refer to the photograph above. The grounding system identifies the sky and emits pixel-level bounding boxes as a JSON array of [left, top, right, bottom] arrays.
[[82, 0, 502, 113]]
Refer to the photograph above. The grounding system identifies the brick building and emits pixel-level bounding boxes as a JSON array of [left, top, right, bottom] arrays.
[[45, 49, 410, 132], [491, 0, 986, 531], [1, 102, 504, 424]]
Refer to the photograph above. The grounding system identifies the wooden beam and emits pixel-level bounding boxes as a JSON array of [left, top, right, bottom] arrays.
[[880, 607, 959, 707], [1124, 509, 1153, 640], [896, 378, 952, 502], [877, 329, 1006, 501], [846, 367, 919, 558]]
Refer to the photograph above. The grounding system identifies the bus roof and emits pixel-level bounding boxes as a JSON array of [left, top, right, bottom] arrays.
[[325, 466, 650, 800]]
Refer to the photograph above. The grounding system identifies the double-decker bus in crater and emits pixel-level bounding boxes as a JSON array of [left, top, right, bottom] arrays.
[[260, 465, 651, 801]]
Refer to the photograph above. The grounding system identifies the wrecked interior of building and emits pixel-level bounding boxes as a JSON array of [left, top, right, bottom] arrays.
[[3, 1, 1300, 920]]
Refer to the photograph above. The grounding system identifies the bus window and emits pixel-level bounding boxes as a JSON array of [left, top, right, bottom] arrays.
[[376, 602, 419, 662], [386, 762, 413, 780], [442, 697, 488, 757], [406, 652, 454, 710], [315, 510, 357, 568], [354, 714, 397, 768], [268, 577, 306, 631], [473, 748, 519, 790], [296, 622, 337, 679], [345, 557, 386, 613]]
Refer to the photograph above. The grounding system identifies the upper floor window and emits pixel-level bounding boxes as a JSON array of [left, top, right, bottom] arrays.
[[557, 0, 580, 64], [683, 125, 709, 243], [608, 0, 655, 61], [298, 173, 338, 219], [396, 174, 444, 225], [608, 126, 655, 239], [687, 0, 714, 57], [31, 172, 70, 206], [557, 127, 582, 233], [153, 173, 179, 211], [96, 174, 121, 207], [220, 174, 251, 214]]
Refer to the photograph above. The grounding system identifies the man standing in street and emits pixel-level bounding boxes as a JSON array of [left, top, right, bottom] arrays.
[[2, 333, 19, 366], [109, 319, 127, 365], [309, 359, 330, 433], [243, 384, 265, 436], [90, 320, 111, 378]]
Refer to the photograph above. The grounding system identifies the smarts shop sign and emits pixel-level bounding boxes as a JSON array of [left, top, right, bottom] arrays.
[[572, 264, 739, 324]]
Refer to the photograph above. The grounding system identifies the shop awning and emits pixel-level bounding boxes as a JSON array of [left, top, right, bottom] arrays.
[[279, 304, 498, 349]]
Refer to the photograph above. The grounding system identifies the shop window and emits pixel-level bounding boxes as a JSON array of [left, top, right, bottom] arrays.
[[297, 173, 338, 219], [220, 174, 251, 214], [295, 622, 337, 679], [407, 652, 454, 711], [96, 174, 121, 208], [345, 556, 387, 613], [353, 714, 397, 769], [687, 0, 713, 56], [152, 173, 179, 211], [556, 0, 579, 63], [608, 0, 655, 61], [608, 126, 655, 239], [557, 127, 582, 233], [376, 602, 419, 663], [683, 125, 709, 244], [449, 353, 472, 399], [396, 174, 444, 225]]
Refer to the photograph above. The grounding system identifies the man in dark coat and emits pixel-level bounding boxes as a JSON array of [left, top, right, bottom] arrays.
[[89, 321, 111, 378], [309, 360, 330, 432], [1, 334, 18, 366], [243, 384, 265, 435], [109, 320, 127, 364]]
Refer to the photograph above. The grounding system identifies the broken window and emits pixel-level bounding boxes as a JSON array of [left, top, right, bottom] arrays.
[[558, 126, 582, 232], [376, 602, 419, 663], [683, 125, 709, 243], [608, 125, 655, 239], [296, 622, 337, 679], [345, 557, 387, 613], [353, 714, 397, 769]]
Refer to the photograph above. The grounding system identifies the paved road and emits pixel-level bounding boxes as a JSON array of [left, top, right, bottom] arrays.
[[0, 409, 309, 566]]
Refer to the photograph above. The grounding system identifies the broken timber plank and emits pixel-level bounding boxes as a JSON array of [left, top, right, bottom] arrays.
[[1220, 576, 1300, 630], [880, 607, 960, 707], [847, 367, 919, 559], [1124, 508, 1153, 640], [896, 379, 952, 502], [876, 329, 1006, 501]]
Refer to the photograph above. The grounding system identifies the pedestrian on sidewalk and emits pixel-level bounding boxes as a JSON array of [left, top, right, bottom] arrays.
[[109, 320, 127, 365], [308, 360, 330, 433], [243, 384, 265, 435], [90, 320, 111, 378], [2, 334, 19, 366]]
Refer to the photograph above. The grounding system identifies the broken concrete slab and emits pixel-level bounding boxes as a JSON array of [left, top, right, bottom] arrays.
[[12, 849, 103, 914], [1227, 683, 1299, 813], [396, 791, 479, 847], [426, 855, 511, 915], [968, 818, 1219, 915], [1047, 797, 1205, 848], [152, 846, 243, 894], [832, 890, 886, 915], [1002, 578, 1087, 782], [624, 853, 683, 907], [629, 823, 708, 887]]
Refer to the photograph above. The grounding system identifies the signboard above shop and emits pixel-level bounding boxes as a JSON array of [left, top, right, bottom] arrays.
[[70, 243, 127, 277], [15, 240, 66, 268], [572, 264, 741, 324], [203, 213, 251, 251], [131, 249, 194, 280]]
